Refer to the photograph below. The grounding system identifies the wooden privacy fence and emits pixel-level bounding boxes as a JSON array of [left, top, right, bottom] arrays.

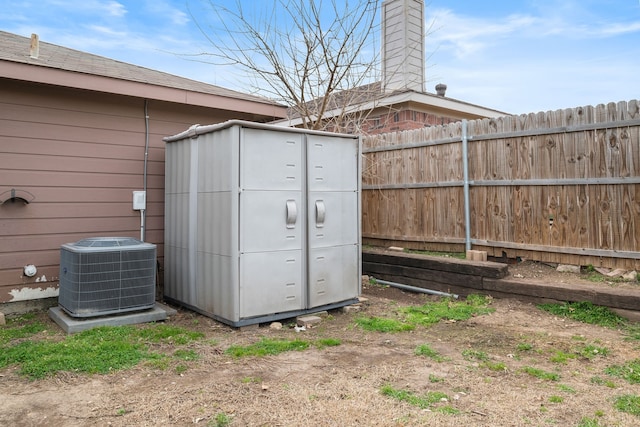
[[362, 100, 640, 270]]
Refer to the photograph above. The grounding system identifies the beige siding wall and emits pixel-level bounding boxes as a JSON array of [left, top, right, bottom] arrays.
[[0, 79, 247, 303]]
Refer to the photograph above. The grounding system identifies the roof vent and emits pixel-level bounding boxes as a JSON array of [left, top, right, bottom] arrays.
[[435, 83, 447, 97], [30, 33, 39, 59]]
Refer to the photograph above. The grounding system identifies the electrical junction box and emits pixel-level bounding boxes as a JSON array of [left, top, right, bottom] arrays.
[[133, 191, 146, 210]]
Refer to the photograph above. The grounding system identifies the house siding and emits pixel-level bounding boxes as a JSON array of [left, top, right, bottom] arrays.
[[0, 78, 258, 303]]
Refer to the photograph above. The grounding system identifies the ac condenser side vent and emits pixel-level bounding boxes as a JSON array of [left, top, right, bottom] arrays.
[[59, 237, 156, 318]]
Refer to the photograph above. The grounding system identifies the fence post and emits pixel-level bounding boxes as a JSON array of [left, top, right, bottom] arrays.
[[462, 119, 471, 252]]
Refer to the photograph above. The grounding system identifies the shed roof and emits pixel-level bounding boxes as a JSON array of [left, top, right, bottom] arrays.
[[0, 31, 286, 118]]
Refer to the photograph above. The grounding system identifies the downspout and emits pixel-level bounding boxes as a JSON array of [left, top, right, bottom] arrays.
[[141, 100, 150, 242], [462, 119, 471, 251]]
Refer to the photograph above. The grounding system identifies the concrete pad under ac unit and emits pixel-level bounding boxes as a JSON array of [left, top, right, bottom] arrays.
[[48, 303, 177, 334]]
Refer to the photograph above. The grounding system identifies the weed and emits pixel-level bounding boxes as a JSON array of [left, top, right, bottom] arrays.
[[537, 301, 626, 328], [462, 349, 489, 362], [225, 338, 310, 357], [209, 412, 232, 427], [516, 343, 533, 352], [429, 374, 444, 383], [614, 394, 640, 417], [414, 343, 446, 362], [605, 359, 640, 384], [175, 364, 188, 374], [521, 366, 560, 381], [355, 316, 414, 333], [241, 376, 261, 384]]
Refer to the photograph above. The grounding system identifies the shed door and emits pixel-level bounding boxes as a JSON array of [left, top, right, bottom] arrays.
[[239, 128, 305, 318], [306, 134, 360, 308]]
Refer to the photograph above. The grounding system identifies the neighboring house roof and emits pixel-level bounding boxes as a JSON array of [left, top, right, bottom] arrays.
[[278, 81, 508, 128], [0, 31, 286, 119]]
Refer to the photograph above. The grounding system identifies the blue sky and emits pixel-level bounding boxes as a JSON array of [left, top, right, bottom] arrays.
[[2, 0, 639, 115]]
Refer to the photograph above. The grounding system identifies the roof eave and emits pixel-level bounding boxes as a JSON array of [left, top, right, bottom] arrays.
[[0, 60, 288, 119]]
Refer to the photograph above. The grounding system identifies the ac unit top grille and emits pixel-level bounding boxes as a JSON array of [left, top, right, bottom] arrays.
[[59, 237, 156, 318]]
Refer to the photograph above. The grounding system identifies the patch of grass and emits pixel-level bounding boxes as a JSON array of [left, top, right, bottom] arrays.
[[590, 376, 617, 388], [0, 326, 151, 379], [136, 324, 204, 345], [380, 385, 452, 410], [400, 295, 494, 327], [0, 316, 47, 346], [175, 364, 188, 374], [605, 359, 640, 384], [0, 323, 205, 379], [516, 342, 533, 352], [414, 343, 446, 362], [537, 301, 626, 328], [484, 361, 507, 372], [578, 417, 604, 427], [173, 349, 199, 361], [521, 366, 560, 381], [225, 338, 310, 357], [557, 384, 576, 394], [356, 295, 493, 334], [624, 324, 640, 341], [403, 249, 466, 260], [436, 405, 460, 414], [429, 374, 444, 383], [355, 316, 414, 333], [549, 395, 564, 403], [315, 338, 341, 348], [462, 349, 489, 362], [613, 394, 640, 417], [577, 344, 608, 360], [550, 350, 576, 364]]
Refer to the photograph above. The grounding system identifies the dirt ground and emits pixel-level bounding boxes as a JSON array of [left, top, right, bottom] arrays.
[[1, 261, 640, 426]]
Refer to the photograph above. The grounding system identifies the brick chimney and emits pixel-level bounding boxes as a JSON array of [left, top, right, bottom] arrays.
[[381, 0, 425, 93]]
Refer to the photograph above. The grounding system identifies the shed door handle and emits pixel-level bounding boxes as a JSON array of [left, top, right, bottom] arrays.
[[315, 200, 326, 228], [286, 199, 297, 229]]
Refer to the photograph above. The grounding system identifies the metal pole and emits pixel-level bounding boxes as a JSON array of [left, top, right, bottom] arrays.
[[372, 277, 459, 299]]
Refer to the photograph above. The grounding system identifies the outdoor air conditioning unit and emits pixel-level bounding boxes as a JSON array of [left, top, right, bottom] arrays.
[[58, 237, 156, 318]]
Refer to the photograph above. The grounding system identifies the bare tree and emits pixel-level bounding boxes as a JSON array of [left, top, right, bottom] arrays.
[[191, 0, 381, 131]]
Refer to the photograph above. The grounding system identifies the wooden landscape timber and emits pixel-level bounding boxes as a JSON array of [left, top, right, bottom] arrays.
[[362, 100, 640, 270], [362, 247, 640, 316]]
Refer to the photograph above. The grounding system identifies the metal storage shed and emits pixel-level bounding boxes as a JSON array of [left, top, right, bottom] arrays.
[[163, 121, 361, 326]]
